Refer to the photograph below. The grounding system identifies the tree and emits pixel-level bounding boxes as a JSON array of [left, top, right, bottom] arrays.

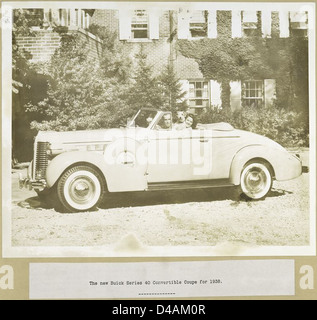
[[128, 47, 164, 113], [159, 62, 188, 112], [12, 9, 45, 162], [29, 27, 134, 131]]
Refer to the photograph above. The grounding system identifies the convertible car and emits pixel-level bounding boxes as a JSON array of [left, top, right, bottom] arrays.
[[19, 108, 302, 212]]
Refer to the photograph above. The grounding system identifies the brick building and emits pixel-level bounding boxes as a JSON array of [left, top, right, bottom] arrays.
[[15, 5, 309, 114], [90, 7, 308, 114], [14, 8, 102, 62]]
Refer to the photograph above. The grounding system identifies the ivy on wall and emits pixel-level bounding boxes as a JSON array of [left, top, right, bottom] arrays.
[[177, 10, 308, 114]]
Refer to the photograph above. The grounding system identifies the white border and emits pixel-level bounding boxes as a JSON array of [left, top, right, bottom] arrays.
[[2, 1, 316, 258]]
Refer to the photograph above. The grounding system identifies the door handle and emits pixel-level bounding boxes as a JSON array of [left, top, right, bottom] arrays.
[[123, 161, 134, 165], [200, 138, 209, 143]]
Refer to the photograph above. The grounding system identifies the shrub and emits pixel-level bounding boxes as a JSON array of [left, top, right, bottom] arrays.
[[196, 106, 309, 148]]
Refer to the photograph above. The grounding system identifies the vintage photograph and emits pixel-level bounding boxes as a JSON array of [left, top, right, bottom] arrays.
[[2, 1, 315, 257]]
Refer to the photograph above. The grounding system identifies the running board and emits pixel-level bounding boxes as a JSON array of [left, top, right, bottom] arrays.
[[147, 179, 234, 191]]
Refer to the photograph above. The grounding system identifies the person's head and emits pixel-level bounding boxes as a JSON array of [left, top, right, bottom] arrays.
[[162, 113, 172, 129], [176, 111, 185, 123], [185, 114, 195, 128]]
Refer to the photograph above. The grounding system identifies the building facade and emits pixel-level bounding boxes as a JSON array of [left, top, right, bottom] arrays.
[[15, 6, 309, 114], [90, 7, 308, 114]]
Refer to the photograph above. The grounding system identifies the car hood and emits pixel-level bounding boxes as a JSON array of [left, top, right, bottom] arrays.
[[35, 127, 149, 154]]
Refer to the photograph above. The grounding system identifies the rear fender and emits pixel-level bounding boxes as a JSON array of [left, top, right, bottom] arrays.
[[229, 145, 301, 185]]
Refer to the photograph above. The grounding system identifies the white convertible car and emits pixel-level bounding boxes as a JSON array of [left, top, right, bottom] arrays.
[[19, 108, 302, 212]]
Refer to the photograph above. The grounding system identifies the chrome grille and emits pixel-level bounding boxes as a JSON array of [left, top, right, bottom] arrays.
[[35, 142, 49, 180]]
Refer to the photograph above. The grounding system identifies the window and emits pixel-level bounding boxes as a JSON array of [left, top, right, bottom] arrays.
[[189, 81, 209, 108], [242, 80, 264, 107], [131, 10, 148, 39], [290, 11, 308, 37], [242, 11, 259, 37], [189, 10, 208, 38]]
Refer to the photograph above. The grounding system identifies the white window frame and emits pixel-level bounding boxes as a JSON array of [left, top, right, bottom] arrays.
[[178, 9, 217, 39], [290, 11, 308, 37], [188, 80, 210, 108], [119, 9, 159, 41], [242, 11, 259, 37], [131, 10, 149, 39], [242, 80, 264, 108], [189, 10, 208, 38]]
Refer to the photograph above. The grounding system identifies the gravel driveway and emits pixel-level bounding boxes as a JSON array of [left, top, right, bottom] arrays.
[[9, 150, 311, 250]]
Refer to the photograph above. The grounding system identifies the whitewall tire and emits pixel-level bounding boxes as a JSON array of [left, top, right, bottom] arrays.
[[240, 161, 273, 200], [57, 165, 105, 212]]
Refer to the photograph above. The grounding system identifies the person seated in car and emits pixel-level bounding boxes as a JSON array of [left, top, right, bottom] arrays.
[[156, 113, 173, 130], [184, 113, 196, 129]]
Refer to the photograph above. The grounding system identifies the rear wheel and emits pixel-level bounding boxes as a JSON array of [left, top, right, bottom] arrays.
[[240, 161, 273, 200], [57, 165, 105, 212]]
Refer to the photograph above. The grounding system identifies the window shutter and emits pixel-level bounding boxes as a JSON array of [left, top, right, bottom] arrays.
[[279, 11, 290, 38], [179, 80, 189, 103], [230, 81, 242, 111], [264, 79, 276, 107], [119, 9, 132, 40], [232, 10, 242, 38], [261, 10, 272, 37], [178, 9, 190, 39], [149, 9, 160, 39], [207, 10, 217, 39], [210, 80, 222, 108]]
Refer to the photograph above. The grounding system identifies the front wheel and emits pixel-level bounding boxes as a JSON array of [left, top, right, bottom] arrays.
[[57, 165, 106, 212], [240, 161, 273, 200]]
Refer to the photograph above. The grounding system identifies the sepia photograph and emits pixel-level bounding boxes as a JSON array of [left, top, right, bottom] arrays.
[[2, 1, 316, 258]]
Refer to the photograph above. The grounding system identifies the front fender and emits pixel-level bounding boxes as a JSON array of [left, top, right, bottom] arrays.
[[46, 151, 109, 188], [229, 145, 302, 185], [46, 147, 148, 192]]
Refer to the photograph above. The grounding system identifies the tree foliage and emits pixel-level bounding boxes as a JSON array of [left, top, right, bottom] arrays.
[[159, 63, 188, 112], [127, 47, 165, 113], [29, 27, 134, 131], [12, 9, 45, 162]]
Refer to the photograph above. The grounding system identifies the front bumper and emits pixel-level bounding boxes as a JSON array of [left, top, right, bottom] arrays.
[[18, 173, 46, 191], [18, 162, 46, 191]]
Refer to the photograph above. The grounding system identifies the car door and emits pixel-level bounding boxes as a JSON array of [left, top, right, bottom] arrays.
[[146, 114, 212, 183], [190, 128, 213, 179]]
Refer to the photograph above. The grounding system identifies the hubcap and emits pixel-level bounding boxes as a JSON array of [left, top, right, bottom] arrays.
[[244, 169, 267, 194], [241, 163, 271, 199], [69, 176, 96, 204]]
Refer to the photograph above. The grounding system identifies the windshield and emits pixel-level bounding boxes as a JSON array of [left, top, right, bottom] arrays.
[[129, 109, 158, 128]]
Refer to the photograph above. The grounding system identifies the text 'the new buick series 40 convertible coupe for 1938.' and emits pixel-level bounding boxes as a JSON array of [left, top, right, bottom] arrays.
[[19, 108, 302, 212]]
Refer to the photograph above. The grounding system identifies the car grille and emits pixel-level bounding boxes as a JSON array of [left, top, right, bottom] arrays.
[[34, 141, 49, 180]]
